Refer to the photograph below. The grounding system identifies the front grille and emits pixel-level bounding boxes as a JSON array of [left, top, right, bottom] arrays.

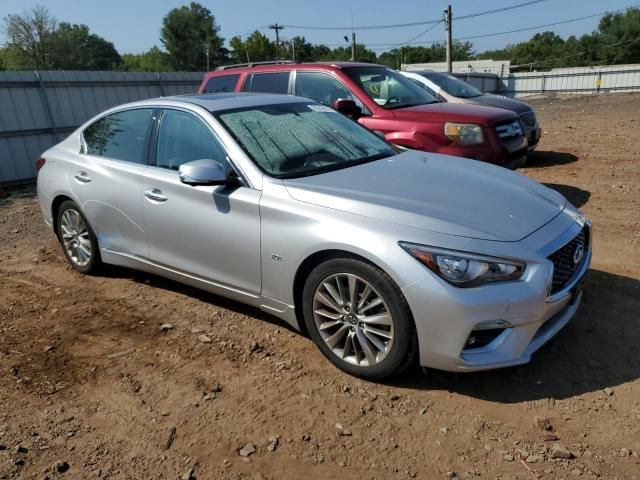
[[548, 227, 589, 294], [495, 118, 524, 140], [519, 111, 537, 128]]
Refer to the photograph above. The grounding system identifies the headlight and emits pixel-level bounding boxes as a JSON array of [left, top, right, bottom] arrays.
[[444, 122, 484, 145], [399, 242, 524, 287]]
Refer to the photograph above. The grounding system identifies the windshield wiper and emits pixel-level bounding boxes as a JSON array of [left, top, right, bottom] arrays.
[[277, 151, 395, 179]]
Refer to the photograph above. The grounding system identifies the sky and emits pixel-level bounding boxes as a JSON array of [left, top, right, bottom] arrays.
[[1, 0, 639, 55]]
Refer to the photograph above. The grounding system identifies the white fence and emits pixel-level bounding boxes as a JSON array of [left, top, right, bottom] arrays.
[[417, 63, 640, 99], [500, 64, 640, 98]]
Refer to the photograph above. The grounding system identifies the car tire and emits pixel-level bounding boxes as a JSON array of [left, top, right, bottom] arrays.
[[56, 200, 101, 274], [302, 257, 417, 380]]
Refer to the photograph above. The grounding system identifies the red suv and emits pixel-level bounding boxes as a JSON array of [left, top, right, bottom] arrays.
[[199, 62, 528, 168]]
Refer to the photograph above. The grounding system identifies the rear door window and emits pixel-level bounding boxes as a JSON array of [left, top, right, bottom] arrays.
[[83, 108, 154, 164], [241, 72, 290, 94], [203, 74, 240, 93]]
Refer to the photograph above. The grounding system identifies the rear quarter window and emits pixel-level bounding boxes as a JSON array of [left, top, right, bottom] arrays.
[[203, 74, 240, 93], [82, 108, 154, 164]]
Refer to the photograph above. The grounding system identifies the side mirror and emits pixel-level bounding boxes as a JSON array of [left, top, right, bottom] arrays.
[[332, 99, 362, 118], [179, 159, 228, 186]]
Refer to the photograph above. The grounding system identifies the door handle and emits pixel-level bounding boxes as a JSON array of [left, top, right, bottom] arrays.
[[74, 171, 91, 183], [144, 188, 168, 202]]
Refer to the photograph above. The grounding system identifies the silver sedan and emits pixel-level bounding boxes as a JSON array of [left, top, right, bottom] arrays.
[[36, 93, 591, 380]]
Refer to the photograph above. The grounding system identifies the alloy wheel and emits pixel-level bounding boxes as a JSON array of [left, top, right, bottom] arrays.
[[312, 273, 394, 367], [60, 208, 92, 268]]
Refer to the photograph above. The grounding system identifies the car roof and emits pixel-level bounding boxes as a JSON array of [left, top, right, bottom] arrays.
[[139, 93, 309, 112]]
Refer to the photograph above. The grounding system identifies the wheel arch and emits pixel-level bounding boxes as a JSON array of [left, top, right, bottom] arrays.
[[292, 248, 410, 335], [51, 194, 75, 237]]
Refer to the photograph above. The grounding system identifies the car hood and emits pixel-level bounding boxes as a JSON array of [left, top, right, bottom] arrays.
[[467, 94, 532, 114], [391, 101, 516, 126], [284, 151, 566, 242]]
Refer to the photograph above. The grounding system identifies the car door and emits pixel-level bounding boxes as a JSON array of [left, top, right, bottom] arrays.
[[75, 107, 156, 258], [293, 70, 366, 111], [142, 107, 261, 295]]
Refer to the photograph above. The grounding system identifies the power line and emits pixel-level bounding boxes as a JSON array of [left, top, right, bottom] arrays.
[[402, 20, 443, 46], [352, 5, 640, 49], [281, 0, 546, 31]]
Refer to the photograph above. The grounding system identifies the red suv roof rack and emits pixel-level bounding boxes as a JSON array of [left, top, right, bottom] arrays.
[[216, 60, 297, 71]]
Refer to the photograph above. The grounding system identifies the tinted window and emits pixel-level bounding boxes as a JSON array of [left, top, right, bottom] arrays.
[[295, 71, 353, 106], [423, 72, 482, 98], [83, 117, 108, 156], [407, 77, 438, 98], [242, 72, 290, 94], [343, 67, 437, 109], [156, 109, 228, 171], [216, 102, 395, 178], [204, 74, 240, 93], [83, 109, 154, 164]]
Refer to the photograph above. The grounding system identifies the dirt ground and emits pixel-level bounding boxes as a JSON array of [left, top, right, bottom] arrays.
[[1, 94, 639, 480]]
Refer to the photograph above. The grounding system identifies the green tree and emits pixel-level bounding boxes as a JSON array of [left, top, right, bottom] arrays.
[[122, 46, 173, 72], [229, 31, 275, 63], [160, 2, 224, 71], [2, 4, 57, 69], [49, 23, 121, 70], [378, 42, 474, 69], [596, 8, 640, 64], [320, 44, 377, 62]]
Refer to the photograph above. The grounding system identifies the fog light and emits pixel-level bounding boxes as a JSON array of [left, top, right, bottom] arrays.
[[463, 326, 509, 350]]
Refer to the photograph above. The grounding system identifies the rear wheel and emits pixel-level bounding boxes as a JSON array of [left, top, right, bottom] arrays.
[[302, 257, 417, 380], [56, 200, 101, 274]]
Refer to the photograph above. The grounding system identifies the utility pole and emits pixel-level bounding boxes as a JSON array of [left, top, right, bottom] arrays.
[[205, 42, 210, 71], [351, 32, 356, 62], [269, 23, 284, 60], [444, 4, 452, 73]]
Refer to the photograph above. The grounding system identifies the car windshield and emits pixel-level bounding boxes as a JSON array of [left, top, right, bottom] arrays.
[[422, 72, 483, 98], [215, 102, 397, 178], [343, 67, 438, 109]]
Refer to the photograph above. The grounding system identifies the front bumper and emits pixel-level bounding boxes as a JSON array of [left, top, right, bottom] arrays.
[[436, 131, 528, 169], [402, 224, 591, 372], [526, 125, 542, 151]]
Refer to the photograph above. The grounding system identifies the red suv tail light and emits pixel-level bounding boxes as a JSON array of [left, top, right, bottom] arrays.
[[35, 158, 46, 171]]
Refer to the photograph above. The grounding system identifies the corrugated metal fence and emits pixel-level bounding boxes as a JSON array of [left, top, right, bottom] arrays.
[[500, 64, 640, 98], [0, 71, 202, 185], [455, 64, 640, 99]]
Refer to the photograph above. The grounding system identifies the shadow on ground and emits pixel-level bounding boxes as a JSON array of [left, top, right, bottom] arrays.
[[401, 269, 640, 402], [543, 183, 591, 208], [102, 263, 640, 403], [0, 185, 36, 207], [99, 264, 300, 334], [526, 151, 578, 167]]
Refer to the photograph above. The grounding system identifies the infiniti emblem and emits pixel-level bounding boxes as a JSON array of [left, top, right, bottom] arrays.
[[573, 244, 585, 265]]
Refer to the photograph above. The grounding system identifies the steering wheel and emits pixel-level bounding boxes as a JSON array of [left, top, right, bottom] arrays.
[[384, 96, 401, 106]]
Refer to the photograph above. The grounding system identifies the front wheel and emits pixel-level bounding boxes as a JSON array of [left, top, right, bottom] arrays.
[[302, 257, 417, 380], [56, 200, 101, 274]]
